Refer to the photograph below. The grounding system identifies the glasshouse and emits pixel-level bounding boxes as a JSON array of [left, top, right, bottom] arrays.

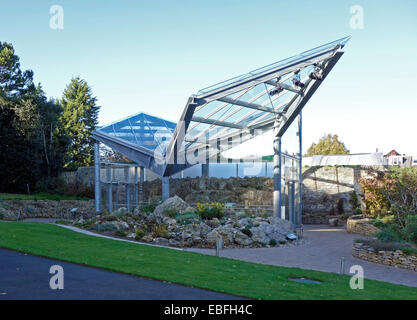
[[92, 36, 350, 226]]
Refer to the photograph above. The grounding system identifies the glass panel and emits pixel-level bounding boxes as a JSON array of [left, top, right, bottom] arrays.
[[197, 36, 350, 95]]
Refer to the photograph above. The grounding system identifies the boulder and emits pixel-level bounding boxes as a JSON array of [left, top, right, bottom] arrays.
[[250, 227, 270, 244], [213, 226, 235, 246], [111, 221, 129, 231], [238, 218, 253, 228], [141, 235, 153, 242], [153, 237, 169, 245], [111, 207, 128, 216], [126, 232, 136, 239], [206, 217, 220, 228], [234, 230, 253, 246], [328, 218, 339, 227], [206, 230, 220, 245], [153, 196, 189, 217]]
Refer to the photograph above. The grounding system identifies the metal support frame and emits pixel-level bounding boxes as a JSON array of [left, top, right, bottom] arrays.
[[139, 166, 144, 203], [134, 166, 138, 207], [298, 112, 303, 226], [273, 130, 282, 218], [124, 167, 130, 211], [162, 176, 170, 201], [202, 163, 209, 177], [106, 164, 112, 212], [94, 142, 101, 213]]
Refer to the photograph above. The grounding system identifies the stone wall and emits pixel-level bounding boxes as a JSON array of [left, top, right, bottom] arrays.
[[352, 242, 417, 272], [346, 216, 380, 236], [60, 165, 386, 218]]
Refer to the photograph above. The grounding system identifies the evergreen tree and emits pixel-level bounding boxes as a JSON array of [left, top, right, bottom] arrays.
[[305, 134, 349, 156], [0, 42, 69, 192], [60, 77, 100, 170]]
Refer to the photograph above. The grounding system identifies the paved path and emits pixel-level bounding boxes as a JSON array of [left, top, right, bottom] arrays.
[[0, 248, 242, 300], [189, 225, 417, 288]]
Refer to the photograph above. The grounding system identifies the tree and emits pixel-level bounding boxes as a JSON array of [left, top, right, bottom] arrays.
[[0, 42, 35, 98], [305, 134, 349, 156], [0, 42, 69, 193], [60, 77, 100, 170]]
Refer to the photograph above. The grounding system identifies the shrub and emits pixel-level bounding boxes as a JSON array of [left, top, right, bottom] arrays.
[[350, 191, 361, 211], [269, 239, 277, 246], [135, 228, 146, 240], [164, 208, 179, 218], [404, 215, 417, 244], [241, 227, 252, 237], [152, 225, 169, 238], [115, 230, 127, 237], [140, 202, 159, 214], [175, 212, 199, 225], [196, 202, 225, 220]]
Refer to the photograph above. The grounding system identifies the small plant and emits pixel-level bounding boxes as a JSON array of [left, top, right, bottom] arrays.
[[115, 230, 127, 237], [175, 212, 199, 225], [152, 225, 169, 238], [135, 228, 146, 240], [140, 201, 159, 214], [241, 227, 252, 237], [269, 239, 277, 246], [164, 208, 179, 218], [90, 223, 116, 232], [196, 202, 225, 220]]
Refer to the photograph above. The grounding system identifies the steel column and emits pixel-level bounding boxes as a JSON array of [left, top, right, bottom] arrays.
[[298, 112, 303, 226], [125, 167, 130, 211], [162, 176, 170, 201], [94, 143, 101, 213], [139, 166, 144, 203], [273, 134, 282, 218], [106, 164, 112, 212]]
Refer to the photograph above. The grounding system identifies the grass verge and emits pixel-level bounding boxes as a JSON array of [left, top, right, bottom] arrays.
[[0, 192, 89, 201], [0, 222, 416, 299]]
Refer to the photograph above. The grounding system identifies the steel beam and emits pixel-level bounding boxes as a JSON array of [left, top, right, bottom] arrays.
[[217, 97, 278, 114], [191, 116, 244, 129]]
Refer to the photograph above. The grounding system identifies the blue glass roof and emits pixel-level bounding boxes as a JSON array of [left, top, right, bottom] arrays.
[[98, 112, 176, 153]]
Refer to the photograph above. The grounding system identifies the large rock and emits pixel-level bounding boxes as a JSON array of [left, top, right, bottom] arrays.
[[111, 221, 129, 231], [267, 217, 293, 234], [250, 227, 270, 244], [153, 196, 189, 217], [234, 230, 253, 246]]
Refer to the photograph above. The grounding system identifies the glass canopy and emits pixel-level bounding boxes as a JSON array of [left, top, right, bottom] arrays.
[[92, 36, 350, 176]]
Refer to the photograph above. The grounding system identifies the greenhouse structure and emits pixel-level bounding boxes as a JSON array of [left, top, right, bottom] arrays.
[[91, 36, 350, 226]]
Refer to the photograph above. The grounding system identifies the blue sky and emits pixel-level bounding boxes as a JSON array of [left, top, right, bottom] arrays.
[[1, 0, 416, 155]]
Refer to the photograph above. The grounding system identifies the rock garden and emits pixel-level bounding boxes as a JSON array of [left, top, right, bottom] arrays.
[[57, 195, 298, 249]]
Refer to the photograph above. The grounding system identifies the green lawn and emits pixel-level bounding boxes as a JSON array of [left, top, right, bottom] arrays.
[[0, 192, 89, 201], [0, 222, 416, 300]]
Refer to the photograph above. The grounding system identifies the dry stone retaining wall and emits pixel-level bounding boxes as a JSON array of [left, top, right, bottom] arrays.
[[346, 216, 380, 236], [352, 242, 417, 272]]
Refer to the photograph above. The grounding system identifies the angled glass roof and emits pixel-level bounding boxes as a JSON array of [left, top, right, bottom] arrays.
[[98, 112, 176, 154], [92, 36, 350, 176]]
